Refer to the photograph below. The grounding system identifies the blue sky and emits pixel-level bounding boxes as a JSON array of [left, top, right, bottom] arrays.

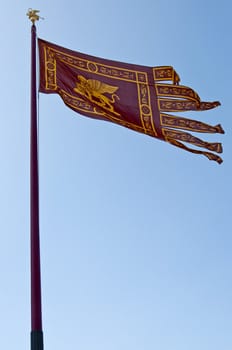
[[0, 1, 231, 349]]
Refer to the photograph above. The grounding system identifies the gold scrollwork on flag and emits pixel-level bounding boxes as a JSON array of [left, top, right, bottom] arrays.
[[45, 48, 57, 90], [153, 66, 180, 84], [160, 113, 224, 134]]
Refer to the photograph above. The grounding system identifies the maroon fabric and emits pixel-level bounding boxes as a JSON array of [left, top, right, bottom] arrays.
[[39, 38, 164, 139], [38, 38, 224, 163]]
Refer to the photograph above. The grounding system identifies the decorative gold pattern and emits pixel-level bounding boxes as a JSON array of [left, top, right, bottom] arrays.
[[60, 90, 96, 114], [167, 138, 223, 164], [159, 99, 221, 112], [156, 84, 200, 103], [136, 72, 157, 136], [153, 66, 180, 84], [199, 101, 221, 110], [159, 99, 200, 112], [163, 128, 222, 153], [44, 47, 57, 90], [50, 50, 137, 82], [160, 113, 224, 134]]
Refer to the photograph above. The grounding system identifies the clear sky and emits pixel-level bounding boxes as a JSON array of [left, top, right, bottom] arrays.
[[0, 1, 231, 349]]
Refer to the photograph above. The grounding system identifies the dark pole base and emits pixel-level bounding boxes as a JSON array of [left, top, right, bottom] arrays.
[[31, 330, 44, 350]]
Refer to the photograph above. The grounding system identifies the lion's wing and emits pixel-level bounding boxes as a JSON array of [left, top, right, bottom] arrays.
[[88, 80, 118, 94]]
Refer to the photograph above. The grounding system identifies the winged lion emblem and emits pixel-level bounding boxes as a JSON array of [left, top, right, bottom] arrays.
[[74, 75, 120, 116]]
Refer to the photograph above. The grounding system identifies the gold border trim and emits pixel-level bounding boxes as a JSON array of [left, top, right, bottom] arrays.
[[42, 43, 159, 137]]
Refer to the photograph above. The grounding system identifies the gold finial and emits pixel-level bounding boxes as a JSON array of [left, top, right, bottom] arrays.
[[27, 9, 43, 24]]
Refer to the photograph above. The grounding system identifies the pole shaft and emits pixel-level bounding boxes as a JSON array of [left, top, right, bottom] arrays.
[[30, 23, 44, 349]]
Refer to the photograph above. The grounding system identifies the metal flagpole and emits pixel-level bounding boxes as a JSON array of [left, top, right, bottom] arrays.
[[27, 9, 44, 350]]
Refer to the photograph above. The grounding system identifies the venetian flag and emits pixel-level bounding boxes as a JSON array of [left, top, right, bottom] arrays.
[[38, 38, 224, 163]]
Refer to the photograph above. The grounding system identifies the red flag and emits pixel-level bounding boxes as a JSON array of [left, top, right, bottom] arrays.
[[38, 39, 224, 163]]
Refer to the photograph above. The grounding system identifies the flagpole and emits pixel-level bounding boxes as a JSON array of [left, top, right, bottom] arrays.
[[27, 9, 44, 350]]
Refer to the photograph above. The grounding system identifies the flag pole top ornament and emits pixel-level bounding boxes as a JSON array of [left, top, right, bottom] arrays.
[[27, 9, 43, 24]]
